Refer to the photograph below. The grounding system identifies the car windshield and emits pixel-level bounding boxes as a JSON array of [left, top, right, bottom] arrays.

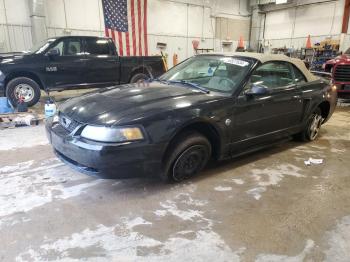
[[27, 38, 56, 54], [159, 55, 253, 93]]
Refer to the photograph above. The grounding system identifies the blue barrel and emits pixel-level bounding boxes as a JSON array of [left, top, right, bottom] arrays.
[[0, 97, 14, 114]]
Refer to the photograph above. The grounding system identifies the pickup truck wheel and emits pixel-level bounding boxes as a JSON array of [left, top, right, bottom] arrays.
[[298, 108, 323, 142], [130, 73, 148, 83], [6, 77, 41, 107], [163, 131, 211, 183]]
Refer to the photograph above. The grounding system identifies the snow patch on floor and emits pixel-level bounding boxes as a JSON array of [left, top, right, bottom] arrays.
[[0, 126, 48, 151], [155, 200, 203, 221], [16, 219, 242, 262], [0, 159, 101, 218], [123, 217, 152, 230], [0, 160, 34, 173], [330, 148, 346, 154], [323, 216, 350, 261], [232, 179, 245, 185], [175, 193, 208, 207], [214, 186, 232, 192], [256, 239, 314, 262], [14, 166, 244, 261], [246, 164, 303, 200], [246, 187, 266, 200]]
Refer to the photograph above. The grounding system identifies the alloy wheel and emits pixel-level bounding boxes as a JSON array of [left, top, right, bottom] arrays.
[[308, 113, 323, 140], [14, 84, 35, 103]]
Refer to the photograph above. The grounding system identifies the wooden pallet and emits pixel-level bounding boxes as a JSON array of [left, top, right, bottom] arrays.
[[0, 111, 44, 129]]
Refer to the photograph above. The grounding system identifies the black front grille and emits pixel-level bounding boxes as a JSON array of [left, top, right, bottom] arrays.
[[334, 65, 350, 82], [59, 114, 81, 133]]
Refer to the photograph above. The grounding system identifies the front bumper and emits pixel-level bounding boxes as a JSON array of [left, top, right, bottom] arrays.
[[46, 118, 165, 179], [332, 84, 350, 98]]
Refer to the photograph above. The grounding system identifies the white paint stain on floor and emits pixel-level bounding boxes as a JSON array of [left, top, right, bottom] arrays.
[[0, 126, 48, 151]]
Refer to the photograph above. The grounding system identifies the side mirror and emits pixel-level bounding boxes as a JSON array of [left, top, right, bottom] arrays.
[[47, 48, 60, 57], [245, 84, 269, 96]]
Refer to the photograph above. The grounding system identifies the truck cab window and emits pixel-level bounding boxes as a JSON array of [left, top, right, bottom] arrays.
[[85, 38, 111, 55], [48, 39, 82, 56]]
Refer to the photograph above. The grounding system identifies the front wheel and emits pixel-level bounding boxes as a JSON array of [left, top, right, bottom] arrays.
[[6, 77, 41, 107], [299, 108, 323, 141], [163, 132, 211, 182]]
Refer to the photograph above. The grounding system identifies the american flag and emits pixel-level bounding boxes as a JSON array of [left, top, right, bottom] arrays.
[[102, 0, 148, 56]]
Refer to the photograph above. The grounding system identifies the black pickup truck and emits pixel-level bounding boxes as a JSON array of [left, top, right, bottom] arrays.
[[0, 36, 165, 106]]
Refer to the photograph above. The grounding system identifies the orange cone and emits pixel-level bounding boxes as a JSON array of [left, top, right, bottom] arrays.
[[238, 36, 244, 49], [173, 53, 178, 66], [306, 35, 312, 48]]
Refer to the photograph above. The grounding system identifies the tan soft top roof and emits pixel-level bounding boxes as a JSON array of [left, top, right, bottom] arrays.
[[198, 52, 318, 82]]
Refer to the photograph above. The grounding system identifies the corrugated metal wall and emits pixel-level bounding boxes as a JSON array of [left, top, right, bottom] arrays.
[[0, 0, 251, 67], [0, 24, 32, 52], [0, 0, 33, 52]]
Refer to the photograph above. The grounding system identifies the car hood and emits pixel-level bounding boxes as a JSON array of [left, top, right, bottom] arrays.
[[326, 54, 350, 65], [0, 52, 31, 64], [59, 83, 223, 125]]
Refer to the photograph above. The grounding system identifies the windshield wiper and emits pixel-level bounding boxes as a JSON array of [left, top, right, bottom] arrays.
[[148, 78, 168, 84], [167, 80, 210, 94]]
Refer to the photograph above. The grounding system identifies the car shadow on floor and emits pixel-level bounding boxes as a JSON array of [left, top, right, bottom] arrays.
[[100, 131, 330, 193]]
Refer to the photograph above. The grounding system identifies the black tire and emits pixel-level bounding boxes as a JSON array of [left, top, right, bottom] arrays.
[[130, 73, 148, 83], [6, 77, 41, 107], [298, 108, 323, 141], [163, 131, 211, 183]]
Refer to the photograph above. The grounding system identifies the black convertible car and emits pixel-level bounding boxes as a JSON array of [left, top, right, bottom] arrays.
[[46, 53, 337, 182]]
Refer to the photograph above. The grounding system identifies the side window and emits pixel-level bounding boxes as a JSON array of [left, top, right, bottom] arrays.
[[49, 41, 63, 56], [249, 62, 294, 89], [85, 38, 111, 55], [48, 38, 82, 56], [65, 39, 81, 55], [292, 65, 307, 84]]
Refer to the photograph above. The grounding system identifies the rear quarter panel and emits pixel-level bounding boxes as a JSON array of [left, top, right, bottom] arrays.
[[300, 77, 336, 123], [120, 56, 165, 83]]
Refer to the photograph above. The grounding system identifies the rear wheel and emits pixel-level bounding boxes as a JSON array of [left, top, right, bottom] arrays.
[[6, 77, 41, 107], [130, 73, 148, 84], [163, 131, 211, 182], [299, 108, 323, 141]]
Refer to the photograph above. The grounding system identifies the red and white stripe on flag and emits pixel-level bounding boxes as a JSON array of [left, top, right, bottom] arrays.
[[105, 0, 148, 57]]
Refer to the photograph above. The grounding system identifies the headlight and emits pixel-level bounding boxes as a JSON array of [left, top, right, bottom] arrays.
[[81, 126, 144, 142]]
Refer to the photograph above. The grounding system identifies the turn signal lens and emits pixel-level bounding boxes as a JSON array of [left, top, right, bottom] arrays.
[[121, 127, 144, 141]]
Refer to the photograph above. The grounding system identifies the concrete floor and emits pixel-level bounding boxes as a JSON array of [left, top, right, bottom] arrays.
[[0, 97, 350, 261]]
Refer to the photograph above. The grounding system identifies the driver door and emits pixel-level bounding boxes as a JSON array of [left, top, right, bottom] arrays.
[[43, 37, 86, 89], [230, 61, 303, 150]]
